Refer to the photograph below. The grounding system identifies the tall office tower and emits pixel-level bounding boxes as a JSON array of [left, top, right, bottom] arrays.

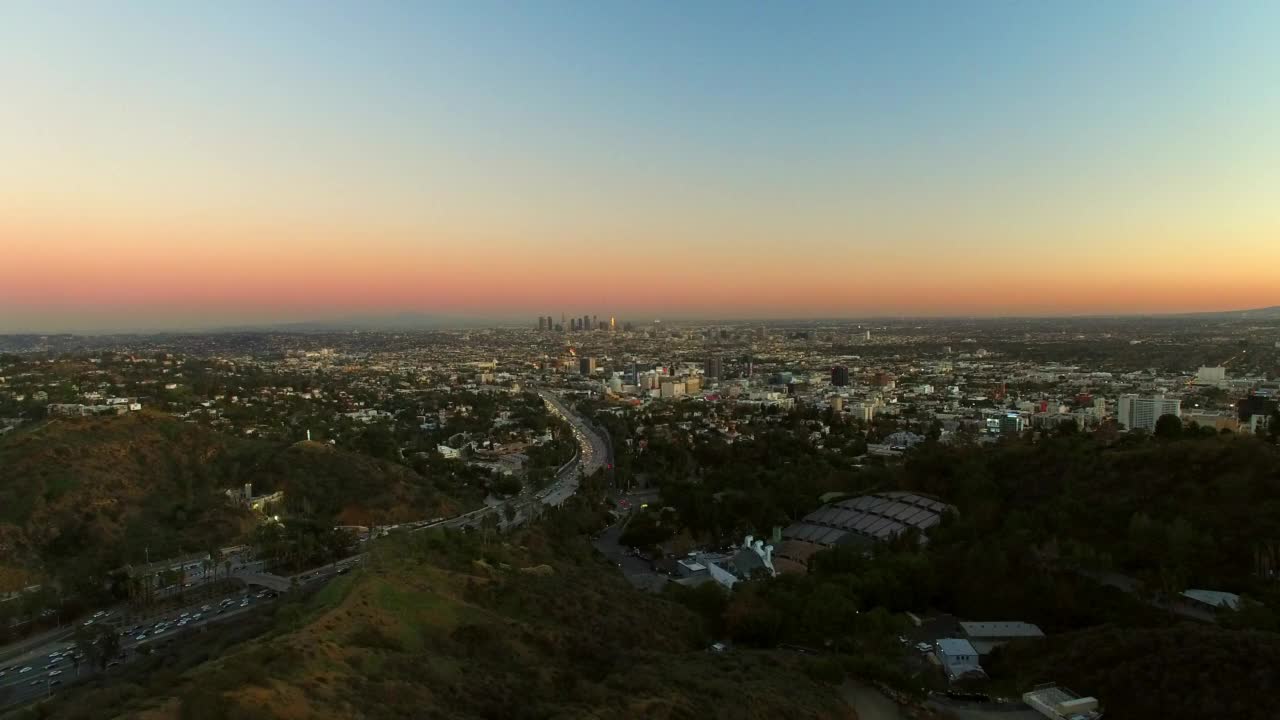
[[583, 315, 590, 332], [1117, 394, 1182, 432], [580, 356, 597, 375], [537, 317, 546, 331], [704, 356, 723, 380], [592, 315, 598, 331], [865, 330, 872, 341], [831, 365, 850, 387], [610, 316, 616, 331]]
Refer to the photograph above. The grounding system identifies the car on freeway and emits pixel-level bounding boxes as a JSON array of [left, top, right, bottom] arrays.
[[49, 669, 62, 677], [200, 605, 212, 612], [93, 610, 106, 618], [135, 634, 147, 641], [29, 679, 42, 686], [19, 666, 32, 673], [50, 679, 62, 686]]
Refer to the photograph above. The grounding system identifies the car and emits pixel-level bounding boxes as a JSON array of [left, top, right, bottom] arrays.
[[19, 666, 32, 673], [82, 619, 94, 627], [49, 669, 62, 677], [916, 642, 932, 653], [50, 679, 62, 686], [180, 612, 190, 618], [135, 634, 147, 641], [107, 661, 119, 668], [93, 610, 106, 618], [29, 679, 42, 686], [200, 605, 212, 612]]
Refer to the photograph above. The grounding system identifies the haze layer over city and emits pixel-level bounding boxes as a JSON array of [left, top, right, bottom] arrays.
[[2, 3, 1280, 720]]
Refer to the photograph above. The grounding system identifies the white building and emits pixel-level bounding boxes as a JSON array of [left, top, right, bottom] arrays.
[[1116, 394, 1181, 432], [936, 638, 985, 682], [1194, 366, 1227, 387]]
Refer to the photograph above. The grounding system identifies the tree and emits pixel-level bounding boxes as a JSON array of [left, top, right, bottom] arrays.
[[480, 512, 500, 549], [1154, 414, 1183, 440]]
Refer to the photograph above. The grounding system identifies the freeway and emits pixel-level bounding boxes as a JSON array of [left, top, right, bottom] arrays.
[[0, 558, 360, 709], [404, 389, 610, 533], [0, 391, 605, 709]]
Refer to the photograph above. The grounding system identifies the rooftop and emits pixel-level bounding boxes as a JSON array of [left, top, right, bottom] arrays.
[[960, 621, 1045, 639], [782, 491, 953, 546]]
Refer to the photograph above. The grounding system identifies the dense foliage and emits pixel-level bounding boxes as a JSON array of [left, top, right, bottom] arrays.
[[15, 501, 855, 720]]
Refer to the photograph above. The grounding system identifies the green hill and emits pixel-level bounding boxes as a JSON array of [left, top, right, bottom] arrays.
[[25, 525, 855, 720], [0, 413, 458, 596]]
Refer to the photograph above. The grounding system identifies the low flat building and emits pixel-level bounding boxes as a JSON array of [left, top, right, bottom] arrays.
[[936, 638, 986, 682], [959, 621, 1045, 654], [1022, 684, 1102, 720]]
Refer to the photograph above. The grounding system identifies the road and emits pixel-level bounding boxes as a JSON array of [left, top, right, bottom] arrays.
[[0, 558, 359, 709], [591, 520, 670, 592], [403, 389, 609, 534], [0, 391, 604, 709]]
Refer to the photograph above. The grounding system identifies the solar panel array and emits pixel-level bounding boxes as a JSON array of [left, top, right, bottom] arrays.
[[782, 491, 951, 546]]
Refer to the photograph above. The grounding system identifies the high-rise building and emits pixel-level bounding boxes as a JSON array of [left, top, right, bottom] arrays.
[[537, 317, 546, 331], [580, 356, 597, 375], [831, 365, 850, 387], [610, 316, 616, 331], [999, 412, 1026, 435], [704, 356, 723, 380], [1117, 394, 1181, 432]]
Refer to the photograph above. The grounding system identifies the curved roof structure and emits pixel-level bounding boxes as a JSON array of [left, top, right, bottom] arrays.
[[782, 491, 953, 546]]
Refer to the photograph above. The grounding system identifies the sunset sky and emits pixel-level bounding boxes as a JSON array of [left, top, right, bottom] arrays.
[[3, 1, 1279, 332]]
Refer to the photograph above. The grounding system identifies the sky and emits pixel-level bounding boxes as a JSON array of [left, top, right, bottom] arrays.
[[2, 1, 1279, 332]]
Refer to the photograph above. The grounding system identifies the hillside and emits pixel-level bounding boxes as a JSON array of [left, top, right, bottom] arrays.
[[987, 623, 1280, 720], [24, 526, 855, 720], [0, 413, 457, 595]]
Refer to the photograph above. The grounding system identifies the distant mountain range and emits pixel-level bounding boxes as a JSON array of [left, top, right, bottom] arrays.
[[1174, 305, 1280, 320], [209, 312, 519, 333]]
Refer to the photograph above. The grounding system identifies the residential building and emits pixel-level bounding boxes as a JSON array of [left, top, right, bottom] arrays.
[[1116, 394, 1181, 432], [1195, 366, 1227, 386]]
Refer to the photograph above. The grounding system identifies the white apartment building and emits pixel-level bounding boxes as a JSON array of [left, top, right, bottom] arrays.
[[1117, 394, 1181, 432]]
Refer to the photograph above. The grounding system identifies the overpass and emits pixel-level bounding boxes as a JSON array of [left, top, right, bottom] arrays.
[[232, 571, 292, 592]]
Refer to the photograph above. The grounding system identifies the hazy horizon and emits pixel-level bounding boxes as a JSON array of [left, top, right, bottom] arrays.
[[3, 303, 1278, 336], [4, 1, 1280, 332]]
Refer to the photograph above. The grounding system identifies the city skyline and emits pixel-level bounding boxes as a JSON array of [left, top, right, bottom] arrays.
[[4, 2, 1280, 332]]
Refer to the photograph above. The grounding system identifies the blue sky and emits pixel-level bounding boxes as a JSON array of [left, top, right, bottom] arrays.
[[2, 1, 1278, 330]]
